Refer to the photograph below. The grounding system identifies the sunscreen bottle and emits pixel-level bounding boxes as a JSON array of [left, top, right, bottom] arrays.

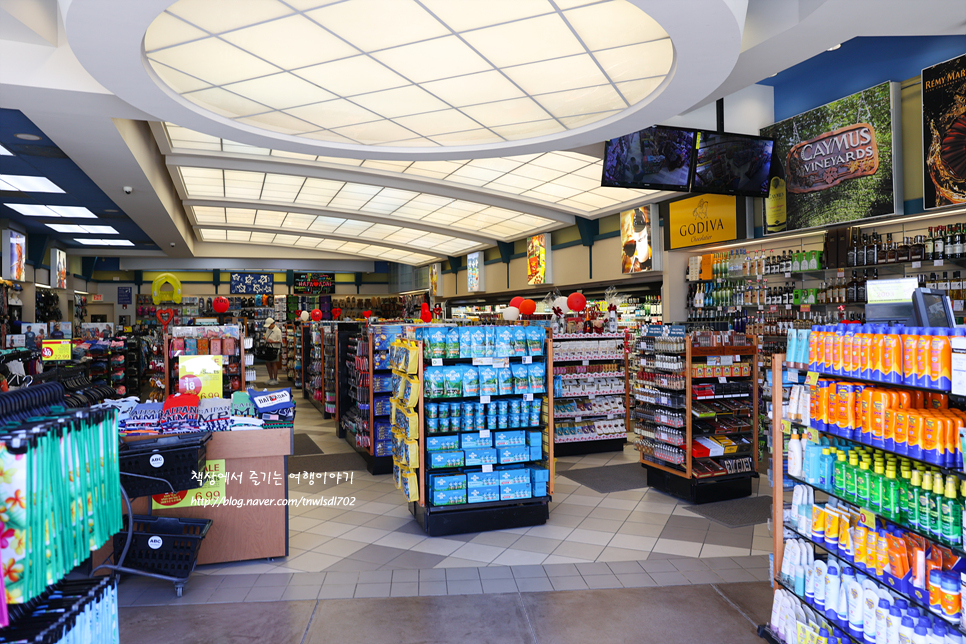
[[902, 327, 920, 387], [930, 330, 952, 391], [917, 331, 933, 388]]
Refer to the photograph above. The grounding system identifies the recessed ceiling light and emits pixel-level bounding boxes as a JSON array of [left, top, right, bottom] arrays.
[[4, 204, 98, 218], [0, 144, 12, 156], [145, 0, 673, 148], [74, 238, 134, 246], [0, 174, 65, 193], [14, 133, 41, 141], [47, 224, 118, 234], [827, 44, 841, 51]]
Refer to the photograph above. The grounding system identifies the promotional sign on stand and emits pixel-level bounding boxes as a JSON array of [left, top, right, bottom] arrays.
[[178, 355, 224, 398]]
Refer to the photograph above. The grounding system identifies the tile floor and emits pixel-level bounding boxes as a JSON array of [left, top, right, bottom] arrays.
[[121, 369, 775, 606]]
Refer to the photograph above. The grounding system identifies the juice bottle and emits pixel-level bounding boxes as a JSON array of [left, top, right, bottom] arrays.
[[901, 327, 919, 386], [916, 330, 933, 388], [881, 327, 902, 384], [929, 329, 952, 391]]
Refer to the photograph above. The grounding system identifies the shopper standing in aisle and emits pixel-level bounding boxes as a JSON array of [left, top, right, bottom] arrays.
[[264, 317, 283, 385]]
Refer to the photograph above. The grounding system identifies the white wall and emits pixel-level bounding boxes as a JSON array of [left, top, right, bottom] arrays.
[[662, 83, 775, 135]]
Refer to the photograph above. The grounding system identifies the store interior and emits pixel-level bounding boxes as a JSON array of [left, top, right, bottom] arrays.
[[1, 2, 965, 643]]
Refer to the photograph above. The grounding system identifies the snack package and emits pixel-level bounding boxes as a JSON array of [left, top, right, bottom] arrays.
[[528, 362, 545, 393], [471, 326, 486, 358], [496, 327, 513, 358], [512, 327, 528, 356], [478, 365, 498, 396], [484, 326, 496, 357], [527, 327, 544, 356], [425, 367, 444, 399], [446, 327, 460, 359], [444, 367, 463, 398], [512, 363, 530, 394], [497, 367, 513, 395], [427, 327, 446, 359], [459, 326, 474, 359], [462, 365, 480, 397]]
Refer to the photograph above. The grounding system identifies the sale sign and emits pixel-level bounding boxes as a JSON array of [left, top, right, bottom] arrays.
[[41, 339, 71, 361], [152, 459, 226, 509], [178, 355, 223, 398]]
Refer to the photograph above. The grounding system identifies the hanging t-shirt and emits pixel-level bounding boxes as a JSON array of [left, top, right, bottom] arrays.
[[160, 393, 200, 431]]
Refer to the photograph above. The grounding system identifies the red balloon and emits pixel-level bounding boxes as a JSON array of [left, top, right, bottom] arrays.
[[509, 296, 524, 309], [519, 299, 537, 315], [310, 308, 323, 321], [420, 309, 432, 322], [363, 310, 372, 318], [213, 296, 230, 314], [332, 307, 342, 319], [567, 292, 587, 312]]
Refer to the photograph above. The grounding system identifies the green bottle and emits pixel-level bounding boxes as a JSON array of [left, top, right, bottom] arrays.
[[919, 471, 933, 532], [833, 452, 847, 498], [929, 472, 944, 539], [845, 453, 859, 501], [883, 467, 899, 521], [898, 468, 911, 523], [940, 475, 961, 546], [857, 462, 871, 506], [870, 462, 884, 512], [909, 470, 923, 529]]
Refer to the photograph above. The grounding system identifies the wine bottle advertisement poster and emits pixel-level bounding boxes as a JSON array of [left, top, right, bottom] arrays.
[[760, 81, 903, 234], [922, 53, 966, 210], [620, 207, 654, 273]]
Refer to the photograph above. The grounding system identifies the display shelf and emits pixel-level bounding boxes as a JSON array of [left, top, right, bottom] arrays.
[[558, 372, 625, 381], [339, 329, 392, 474], [557, 389, 625, 398], [555, 436, 626, 456], [636, 327, 759, 504], [804, 368, 960, 397], [553, 410, 626, 419], [553, 354, 626, 362], [553, 332, 627, 339], [771, 577, 864, 644], [162, 326, 246, 397]]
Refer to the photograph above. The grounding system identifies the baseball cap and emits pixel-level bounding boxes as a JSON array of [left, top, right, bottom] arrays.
[[264, 317, 275, 327]]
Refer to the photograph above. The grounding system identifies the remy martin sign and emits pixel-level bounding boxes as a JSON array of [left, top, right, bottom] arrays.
[[663, 194, 740, 250], [787, 123, 879, 194]]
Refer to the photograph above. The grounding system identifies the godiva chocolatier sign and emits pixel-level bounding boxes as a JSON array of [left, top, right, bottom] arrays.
[[786, 123, 879, 193], [761, 81, 902, 234]]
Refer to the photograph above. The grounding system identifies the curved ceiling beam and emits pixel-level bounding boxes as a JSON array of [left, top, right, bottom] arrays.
[[187, 239, 413, 263], [181, 198, 498, 246], [191, 223, 473, 257], [165, 152, 578, 225]]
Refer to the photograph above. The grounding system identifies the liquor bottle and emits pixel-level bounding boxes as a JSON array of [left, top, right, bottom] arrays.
[[925, 227, 935, 261], [847, 229, 858, 267], [927, 273, 939, 290], [946, 225, 956, 260], [897, 237, 910, 263], [857, 234, 868, 266], [847, 271, 858, 303], [951, 223, 962, 259], [939, 272, 950, 292], [857, 270, 868, 304], [879, 233, 891, 264], [935, 226, 945, 260], [817, 281, 826, 305], [765, 152, 787, 234], [867, 232, 879, 265], [911, 235, 924, 262], [791, 250, 801, 272]]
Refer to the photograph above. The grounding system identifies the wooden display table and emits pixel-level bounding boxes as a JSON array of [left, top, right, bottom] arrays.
[[99, 427, 293, 567]]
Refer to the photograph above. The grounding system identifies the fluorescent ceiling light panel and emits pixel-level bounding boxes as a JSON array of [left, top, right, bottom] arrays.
[[394, 109, 480, 137], [183, 87, 269, 118], [152, 63, 213, 94], [4, 204, 97, 218], [0, 174, 64, 193], [74, 238, 134, 246], [165, 0, 293, 33], [594, 40, 672, 83], [565, 1, 669, 50], [220, 14, 358, 69], [460, 98, 551, 128], [236, 111, 317, 135], [307, 0, 448, 52], [350, 85, 448, 118], [372, 36, 490, 84], [148, 39, 280, 87], [143, 12, 207, 51], [294, 56, 408, 97], [419, 0, 555, 32], [420, 71, 525, 107], [286, 98, 381, 130], [462, 14, 584, 68], [223, 73, 337, 110]]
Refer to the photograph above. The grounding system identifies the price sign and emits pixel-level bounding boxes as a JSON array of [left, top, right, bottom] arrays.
[[836, 269, 844, 278], [41, 339, 71, 361], [785, 304, 792, 310], [524, 393, 534, 402], [721, 355, 734, 366], [472, 357, 492, 366], [522, 356, 533, 364], [785, 272, 792, 278], [718, 376, 728, 383], [482, 464, 493, 473], [935, 259, 944, 267], [479, 429, 491, 439], [782, 420, 792, 434], [606, 414, 615, 420], [800, 305, 811, 312], [787, 369, 799, 380], [912, 261, 922, 268], [574, 416, 582, 422], [806, 371, 820, 386], [480, 395, 491, 404], [805, 428, 819, 443], [581, 360, 589, 366], [858, 509, 876, 530], [152, 459, 226, 509], [431, 358, 443, 366], [492, 357, 509, 368]]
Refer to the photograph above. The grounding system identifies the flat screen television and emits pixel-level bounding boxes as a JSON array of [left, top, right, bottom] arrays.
[[690, 131, 774, 197], [601, 125, 696, 191]]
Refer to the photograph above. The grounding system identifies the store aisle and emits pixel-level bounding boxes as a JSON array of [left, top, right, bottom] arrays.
[[120, 581, 771, 644]]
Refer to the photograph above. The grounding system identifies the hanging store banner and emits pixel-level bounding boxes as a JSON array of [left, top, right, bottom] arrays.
[[51, 248, 67, 289], [3, 230, 26, 281], [663, 194, 741, 250], [429, 263, 439, 297], [293, 272, 334, 295], [466, 252, 485, 291], [922, 53, 966, 210], [526, 233, 552, 285], [619, 207, 654, 273], [760, 81, 902, 234], [230, 272, 274, 294]]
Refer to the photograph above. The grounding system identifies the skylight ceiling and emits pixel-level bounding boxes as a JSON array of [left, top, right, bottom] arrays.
[[164, 123, 656, 213], [145, 0, 672, 148], [176, 166, 561, 240], [195, 227, 436, 264]]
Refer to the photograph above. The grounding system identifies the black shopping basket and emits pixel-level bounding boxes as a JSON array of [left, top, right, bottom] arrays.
[[114, 515, 213, 595], [118, 432, 212, 498]]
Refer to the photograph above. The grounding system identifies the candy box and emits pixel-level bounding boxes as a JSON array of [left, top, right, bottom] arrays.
[[429, 473, 466, 491], [498, 446, 529, 464], [466, 470, 501, 487], [494, 430, 526, 447], [429, 450, 464, 469], [464, 448, 498, 466], [500, 482, 532, 500], [427, 435, 459, 452], [431, 488, 466, 506], [467, 486, 500, 503]]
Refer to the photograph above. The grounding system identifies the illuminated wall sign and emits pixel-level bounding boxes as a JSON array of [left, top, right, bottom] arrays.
[[761, 81, 902, 234], [51, 248, 67, 289], [293, 272, 333, 294], [619, 207, 654, 273], [922, 53, 966, 210], [466, 251, 485, 292], [2, 230, 26, 281], [662, 194, 741, 250], [526, 233, 552, 285]]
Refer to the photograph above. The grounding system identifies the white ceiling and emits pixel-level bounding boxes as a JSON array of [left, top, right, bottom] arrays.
[[0, 0, 963, 266]]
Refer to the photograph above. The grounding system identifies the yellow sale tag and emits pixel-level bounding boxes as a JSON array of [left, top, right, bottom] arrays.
[[805, 428, 819, 444], [806, 371, 820, 386], [782, 420, 792, 434], [859, 509, 876, 530]]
